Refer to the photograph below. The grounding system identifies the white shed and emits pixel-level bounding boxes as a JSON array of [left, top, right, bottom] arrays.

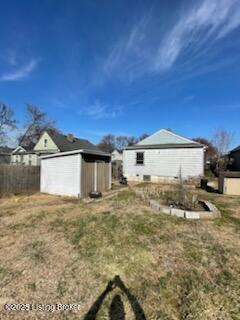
[[123, 129, 205, 182], [41, 149, 111, 197]]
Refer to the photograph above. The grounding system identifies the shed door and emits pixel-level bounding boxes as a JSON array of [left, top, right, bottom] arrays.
[[81, 154, 110, 197], [96, 160, 108, 192], [81, 160, 95, 197]]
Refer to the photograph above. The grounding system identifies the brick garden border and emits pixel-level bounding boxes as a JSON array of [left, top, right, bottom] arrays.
[[149, 199, 221, 220]]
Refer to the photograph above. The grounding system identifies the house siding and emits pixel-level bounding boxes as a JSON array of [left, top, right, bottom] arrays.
[[41, 154, 80, 197], [123, 148, 204, 181], [11, 153, 39, 166], [34, 131, 59, 152], [111, 151, 123, 161]]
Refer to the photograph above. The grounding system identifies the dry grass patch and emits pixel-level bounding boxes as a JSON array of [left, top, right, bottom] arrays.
[[0, 186, 239, 319]]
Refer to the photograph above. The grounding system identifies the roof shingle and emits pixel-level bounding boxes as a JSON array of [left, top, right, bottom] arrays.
[[48, 131, 100, 152]]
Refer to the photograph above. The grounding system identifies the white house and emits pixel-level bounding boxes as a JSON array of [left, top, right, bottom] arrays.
[[11, 130, 100, 166], [11, 146, 39, 166], [111, 149, 123, 162], [123, 129, 205, 182]]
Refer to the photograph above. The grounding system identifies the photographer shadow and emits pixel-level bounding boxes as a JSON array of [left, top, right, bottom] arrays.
[[84, 275, 146, 320]]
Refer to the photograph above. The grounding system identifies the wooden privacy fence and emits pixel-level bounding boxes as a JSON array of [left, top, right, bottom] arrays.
[[0, 165, 40, 195]]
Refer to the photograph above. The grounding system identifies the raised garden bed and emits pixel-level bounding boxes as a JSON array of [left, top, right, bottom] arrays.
[[149, 199, 220, 219], [135, 188, 221, 220]]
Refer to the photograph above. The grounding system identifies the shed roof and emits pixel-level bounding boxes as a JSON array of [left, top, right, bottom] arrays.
[[40, 148, 111, 160], [230, 145, 240, 153], [220, 171, 240, 178]]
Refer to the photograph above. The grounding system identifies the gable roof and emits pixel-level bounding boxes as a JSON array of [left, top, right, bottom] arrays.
[[126, 129, 203, 150], [11, 146, 27, 154], [46, 131, 100, 152], [137, 129, 198, 145]]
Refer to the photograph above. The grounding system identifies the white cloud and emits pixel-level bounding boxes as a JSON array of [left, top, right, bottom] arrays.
[[101, 14, 151, 82], [99, 0, 240, 84], [80, 100, 123, 119], [0, 59, 38, 81], [154, 0, 240, 71]]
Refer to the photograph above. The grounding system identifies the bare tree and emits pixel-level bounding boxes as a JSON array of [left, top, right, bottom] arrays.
[[211, 129, 233, 157], [115, 136, 128, 151], [18, 104, 58, 149], [97, 134, 116, 153], [193, 137, 217, 160], [137, 133, 149, 142], [98, 133, 149, 153], [0, 103, 16, 145]]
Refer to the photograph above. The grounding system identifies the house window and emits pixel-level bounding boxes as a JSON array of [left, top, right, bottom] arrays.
[[136, 152, 144, 165], [44, 139, 48, 147]]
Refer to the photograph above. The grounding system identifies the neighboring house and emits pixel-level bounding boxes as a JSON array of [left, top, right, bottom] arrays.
[[11, 146, 39, 166], [41, 149, 111, 197], [0, 147, 13, 164], [229, 146, 240, 171], [111, 149, 123, 179], [123, 129, 205, 182], [111, 149, 123, 162], [11, 130, 99, 166]]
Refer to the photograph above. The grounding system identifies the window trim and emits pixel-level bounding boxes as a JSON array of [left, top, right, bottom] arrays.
[[135, 151, 144, 166]]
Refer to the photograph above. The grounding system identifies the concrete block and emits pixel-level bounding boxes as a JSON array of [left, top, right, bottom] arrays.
[[161, 207, 171, 215], [204, 201, 220, 215], [199, 211, 214, 219], [185, 211, 200, 220], [171, 208, 185, 218], [150, 200, 161, 211]]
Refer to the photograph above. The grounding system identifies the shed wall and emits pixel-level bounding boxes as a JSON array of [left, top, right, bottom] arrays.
[[224, 178, 240, 195], [41, 154, 80, 196], [123, 148, 204, 180]]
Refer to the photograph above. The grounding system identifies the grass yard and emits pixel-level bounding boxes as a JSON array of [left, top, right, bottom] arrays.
[[0, 184, 240, 319]]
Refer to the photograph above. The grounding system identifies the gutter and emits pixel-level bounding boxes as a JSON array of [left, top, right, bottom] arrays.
[[125, 143, 205, 150]]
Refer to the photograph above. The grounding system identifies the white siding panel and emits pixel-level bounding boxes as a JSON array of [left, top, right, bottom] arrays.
[[41, 154, 80, 196], [123, 148, 204, 180]]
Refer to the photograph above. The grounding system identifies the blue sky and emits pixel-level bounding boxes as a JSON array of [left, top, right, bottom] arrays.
[[0, 0, 240, 147]]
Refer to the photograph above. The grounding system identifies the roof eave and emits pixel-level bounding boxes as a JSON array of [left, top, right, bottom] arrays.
[[40, 148, 111, 159], [125, 143, 205, 150]]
